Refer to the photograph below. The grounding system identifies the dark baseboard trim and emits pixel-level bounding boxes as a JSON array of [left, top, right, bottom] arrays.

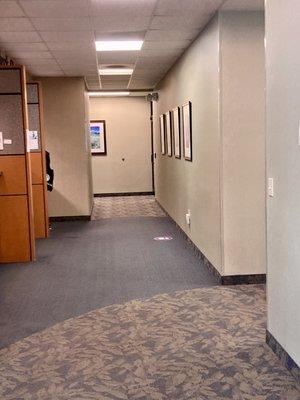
[[221, 274, 266, 285], [94, 191, 155, 197], [156, 199, 266, 286], [266, 330, 300, 383], [50, 215, 91, 222]]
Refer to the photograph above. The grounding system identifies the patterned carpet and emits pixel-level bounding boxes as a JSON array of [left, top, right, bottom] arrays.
[[92, 195, 166, 219], [0, 285, 299, 399]]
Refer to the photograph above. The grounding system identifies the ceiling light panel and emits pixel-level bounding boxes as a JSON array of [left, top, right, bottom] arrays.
[[96, 40, 143, 51], [89, 91, 130, 97], [99, 68, 133, 75]]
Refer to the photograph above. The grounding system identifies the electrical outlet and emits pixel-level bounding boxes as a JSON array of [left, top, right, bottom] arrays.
[[268, 178, 274, 197], [185, 210, 191, 226]]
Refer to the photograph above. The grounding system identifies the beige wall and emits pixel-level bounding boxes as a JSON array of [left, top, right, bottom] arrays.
[[154, 11, 266, 277], [89, 97, 152, 194], [38, 77, 93, 217], [154, 16, 223, 273], [265, 0, 300, 366], [220, 11, 266, 276]]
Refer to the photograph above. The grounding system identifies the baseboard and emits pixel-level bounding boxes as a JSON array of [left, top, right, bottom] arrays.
[[94, 191, 155, 197], [156, 199, 266, 286], [50, 215, 91, 222], [266, 330, 300, 383]]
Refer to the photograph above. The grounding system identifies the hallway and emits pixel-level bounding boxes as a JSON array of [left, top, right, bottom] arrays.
[[0, 215, 217, 348]]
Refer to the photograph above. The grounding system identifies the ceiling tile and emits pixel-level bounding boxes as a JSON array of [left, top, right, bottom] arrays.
[[90, 0, 156, 17], [95, 30, 146, 41], [31, 17, 91, 31], [97, 52, 139, 64], [0, 1, 25, 17], [4, 42, 48, 51], [155, 0, 223, 16], [51, 50, 95, 58], [135, 55, 177, 67], [10, 50, 53, 59], [150, 15, 211, 30], [46, 42, 94, 51], [19, 0, 90, 17], [140, 48, 183, 58], [39, 31, 94, 42], [14, 58, 59, 67], [143, 40, 191, 50], [145, 29, 200, 41], [28, 66, 63, 76], [0, 17, 35, 32], [0, 31, 42, 42], [91, 16, 151, 32]]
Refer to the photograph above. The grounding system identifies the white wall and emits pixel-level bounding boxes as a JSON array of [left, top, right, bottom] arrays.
[[90, 97, 152, 194], [39, 77, 93, 217], [153, 11, 266, 277], [265, 0, 300, 366], [154, 16, 223, 273], [220, 11, 266, 276]]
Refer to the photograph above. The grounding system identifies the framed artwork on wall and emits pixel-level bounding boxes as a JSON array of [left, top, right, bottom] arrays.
[[172, 106, 181, 159], [160, 114, 166, 155], [165, 111, 172, 157], [90, 120, 107, 155], [182, 101, 192, 161]]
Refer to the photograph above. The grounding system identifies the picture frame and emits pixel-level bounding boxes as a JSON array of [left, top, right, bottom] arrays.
[[90, 120, 107, 155], [165, 111, 172, 157], [182, 101, 192, 161], [159, 114, 166, 155], [172, 106, 181, 159]]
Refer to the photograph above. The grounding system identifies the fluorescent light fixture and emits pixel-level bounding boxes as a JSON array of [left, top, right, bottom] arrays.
[[95, 40, 143, 51], [99, 68, 133, 76], [89, 91, 130, 97]]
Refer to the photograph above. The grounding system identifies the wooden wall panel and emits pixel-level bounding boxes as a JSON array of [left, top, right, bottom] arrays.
[[0, 66, 36, 263], [0, 196, 31, 263], [0, 155, 27, 195], [27, 82, 49, 239], [30, 152, 43, 184]]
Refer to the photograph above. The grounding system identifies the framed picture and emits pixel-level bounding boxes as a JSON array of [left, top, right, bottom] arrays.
[[182, 101, 192, 161], [172, 107, 181, 159], [159, 114, 166, 155], [165, 111, 172, 157], [90, 120, 107, 155]]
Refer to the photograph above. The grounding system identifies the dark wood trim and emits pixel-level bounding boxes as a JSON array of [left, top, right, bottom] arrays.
[[0, 92, 22, 95], [221, 274, 266, 285], [50, 215, 91, 222], [266, 330, 300, 383], [94, 191, 155, 197], [90, 119, 107, 156], [182, 101, 192, 162], [166, 110, 173, 157], [172, 106, 181, 159]]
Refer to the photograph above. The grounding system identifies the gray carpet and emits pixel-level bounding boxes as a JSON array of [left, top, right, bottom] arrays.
[[0, 217, 218, 348]]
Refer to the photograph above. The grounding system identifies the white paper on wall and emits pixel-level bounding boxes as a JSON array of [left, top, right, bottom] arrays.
[[27, 130, 39, 151]]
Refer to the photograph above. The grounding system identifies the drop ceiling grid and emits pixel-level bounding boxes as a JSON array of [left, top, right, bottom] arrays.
[[0, 0, 263, 89]]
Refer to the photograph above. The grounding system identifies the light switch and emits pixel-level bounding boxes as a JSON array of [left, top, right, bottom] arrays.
[[268, 178, 274, 197]]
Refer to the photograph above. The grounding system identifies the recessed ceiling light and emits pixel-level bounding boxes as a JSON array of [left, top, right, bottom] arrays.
[[95, 40, 143, 51], [89, 91, 130, 97], [99, 68, 133, 76]]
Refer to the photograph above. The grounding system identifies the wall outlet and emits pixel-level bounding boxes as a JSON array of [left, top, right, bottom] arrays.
[[268, 178, 274, 197], [186, 209, 191, 226]]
